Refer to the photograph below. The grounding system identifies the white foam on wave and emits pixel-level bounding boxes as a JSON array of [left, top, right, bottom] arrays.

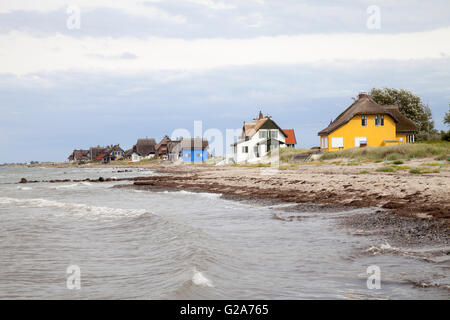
[[0, 197, 148, 220], [17, 186, 32, 191], [366, 242, 395, 255], [159, 190, 222, 199], [49, 182, 93, 189], [192, 268, 214, 287]]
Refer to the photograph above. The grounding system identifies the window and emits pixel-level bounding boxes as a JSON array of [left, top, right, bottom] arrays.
[[355, 137, 367, 147], [271, 130, 278, 139], [259, 130, 267, 139], [331, 137, 344, 148], [242, 146, 249, 153], [361, 115, 367, 126], [399, 137, 404, 142], [375, 115, 384, 126]]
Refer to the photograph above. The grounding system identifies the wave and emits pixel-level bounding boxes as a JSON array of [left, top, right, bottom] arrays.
[[191, 268, 214, 287], [48, 182, 93, 189], [0, 197, 149, 220], [17, 186, 32, 191], [158, 190, 222, 199]]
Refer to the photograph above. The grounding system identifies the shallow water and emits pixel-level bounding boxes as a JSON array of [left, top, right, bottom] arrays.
[[0, 167, 448, 299]]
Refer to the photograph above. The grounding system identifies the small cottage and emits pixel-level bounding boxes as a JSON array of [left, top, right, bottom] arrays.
[[68, 149, 89, 163], [131, 138, 156, 162], [230, 111, 293, 163], [155, 135, 172, 160], [318, 93, 418, 151], [179, 138, 209, 163]]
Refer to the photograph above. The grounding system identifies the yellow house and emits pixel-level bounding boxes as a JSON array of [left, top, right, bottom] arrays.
[[318, 94, 418, 151]]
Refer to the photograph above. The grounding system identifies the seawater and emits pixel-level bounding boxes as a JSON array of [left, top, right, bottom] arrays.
[[0, 167, 448, 299]]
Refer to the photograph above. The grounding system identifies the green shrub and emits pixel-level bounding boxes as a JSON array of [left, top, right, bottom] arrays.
[[392, 160, 404, 165], [409, 169, 421, 174], [391, 165, 410, 170], [376, 166, 396, 172], [359, 170, 369, 174]]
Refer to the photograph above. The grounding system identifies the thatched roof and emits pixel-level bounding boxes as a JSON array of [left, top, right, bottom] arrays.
[[124, 148, 133, 157], [168, 140, 181, 153], [155, 135, 171, 152], [133, 138, 156, 156], [241, 116, 288, 140], [383, 105, 419, 133], [318, 95, 407, 136], [180, 138, 208, 150]]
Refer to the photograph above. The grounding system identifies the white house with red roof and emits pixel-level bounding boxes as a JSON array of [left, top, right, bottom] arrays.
[[230, 112, 297, 164]]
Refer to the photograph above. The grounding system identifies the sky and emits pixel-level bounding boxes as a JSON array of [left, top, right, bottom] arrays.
[[0, 0, 449, 162]]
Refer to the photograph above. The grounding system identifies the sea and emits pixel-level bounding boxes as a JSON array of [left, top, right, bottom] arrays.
[[0, 167, 448, 299]]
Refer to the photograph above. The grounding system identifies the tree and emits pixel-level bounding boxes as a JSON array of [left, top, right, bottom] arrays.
[[445, 104, 450, 126], [369, 88, 438, 141]]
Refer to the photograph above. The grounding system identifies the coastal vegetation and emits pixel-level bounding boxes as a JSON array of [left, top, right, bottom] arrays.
[[319, 141, 450, 161]]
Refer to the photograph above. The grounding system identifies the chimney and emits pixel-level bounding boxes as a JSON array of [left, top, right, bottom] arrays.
[[258, 111, 263, 119], [358, 92, 368, 100]]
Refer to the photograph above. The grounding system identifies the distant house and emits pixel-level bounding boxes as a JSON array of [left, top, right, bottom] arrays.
[[155, 135, 172, 160], [123, 148, 133, 160], [230, 111, 289, 163], [168, 140, 181, 161], [103, 145, 124, 163], [178, 138, 209, 163], [88, 145, 124, 163], [68, 149, 89, 163], [282, 129, 297, 148], [89, 146, 107, 162], [131, 138, 156, 162], [318, 93, 418, 151]]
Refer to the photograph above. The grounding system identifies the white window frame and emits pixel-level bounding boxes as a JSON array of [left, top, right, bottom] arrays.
[[331, 137, 344, 149], [354, 137, 367, 147], [259, 130, 267, 139]]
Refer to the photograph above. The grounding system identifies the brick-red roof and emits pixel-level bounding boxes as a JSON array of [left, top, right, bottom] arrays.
[[282, 129, 297, 145]]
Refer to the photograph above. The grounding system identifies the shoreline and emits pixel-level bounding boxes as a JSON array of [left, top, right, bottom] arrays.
[[8, 161, 450, 247]]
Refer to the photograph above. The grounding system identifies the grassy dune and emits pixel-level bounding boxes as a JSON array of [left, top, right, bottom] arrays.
[[320, 141, 450, 161]]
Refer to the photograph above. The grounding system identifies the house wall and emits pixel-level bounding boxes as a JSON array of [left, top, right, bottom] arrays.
[[182, 149, 208, 162], [321, 114, 397, 151]]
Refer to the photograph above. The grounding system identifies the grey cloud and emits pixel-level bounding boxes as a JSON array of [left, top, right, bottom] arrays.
[[0, 0, 449, 38], [0, 58, 449, 162]]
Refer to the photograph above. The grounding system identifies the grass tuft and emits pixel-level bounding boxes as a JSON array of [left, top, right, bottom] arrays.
[[320, 142, 450, 161]]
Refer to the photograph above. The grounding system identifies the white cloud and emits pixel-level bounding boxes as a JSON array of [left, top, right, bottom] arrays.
[[1, 28, 450, 75], [187, 0, 236, 10], [0, 0, 185, 23]]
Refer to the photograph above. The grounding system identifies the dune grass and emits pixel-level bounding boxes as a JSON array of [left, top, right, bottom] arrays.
[[320, 141, 450, 161], [269, 148, 312, 163]]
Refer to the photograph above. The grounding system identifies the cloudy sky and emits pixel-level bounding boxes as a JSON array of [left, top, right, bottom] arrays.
[[0, 0, 449, 162]]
